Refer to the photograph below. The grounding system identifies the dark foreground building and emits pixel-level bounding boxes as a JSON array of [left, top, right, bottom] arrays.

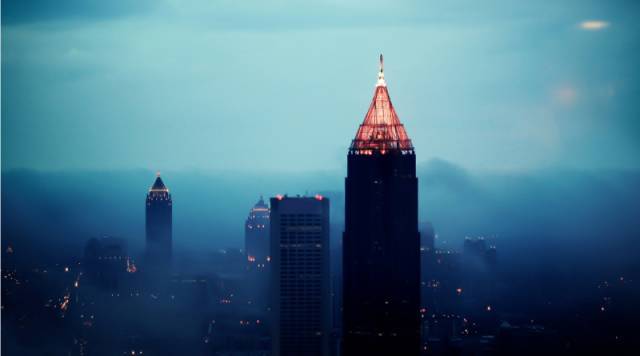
[[343, 55, 421, 355], [270, 195, 331, 356], [145, 173, 172, 274]]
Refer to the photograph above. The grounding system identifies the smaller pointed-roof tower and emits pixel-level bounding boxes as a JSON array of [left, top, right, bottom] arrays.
[[146, 172, 172, 275], [150, 172, 169, 192], [147, 172, 171, 203]]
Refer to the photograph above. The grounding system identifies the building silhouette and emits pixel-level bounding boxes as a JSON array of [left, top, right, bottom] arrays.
[[270, 195, 331, 356], [84, 236, 129, 290], [463, 237, 497, 306], [245, 196, 270, 268], [342, 55, 421, 355], [145, 172, 172, 274], [421, 222, 437, 318], [244, 196, 271, 309]]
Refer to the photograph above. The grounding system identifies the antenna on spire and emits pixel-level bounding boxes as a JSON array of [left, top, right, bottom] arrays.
[[377, 53, 386, 87]]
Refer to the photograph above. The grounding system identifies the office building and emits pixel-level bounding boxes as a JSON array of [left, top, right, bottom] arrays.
[[146, 173, 172, 274], [271, 195, 331, 356], [343, 55, 421, 355]]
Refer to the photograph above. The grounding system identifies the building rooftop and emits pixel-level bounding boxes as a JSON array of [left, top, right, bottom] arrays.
[[350, 54, 414, 155], [252, 196, 269, 211], [150, 172, 169, 192]]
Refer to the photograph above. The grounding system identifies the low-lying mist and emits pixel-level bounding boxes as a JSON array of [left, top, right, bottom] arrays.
[[3, 158, 639, 279]]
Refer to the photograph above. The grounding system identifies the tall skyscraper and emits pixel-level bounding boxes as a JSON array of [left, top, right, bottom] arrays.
[[245, 196, 271, 309], [146, 173, 172, 274], [245, 196, 270, 268], [342, 55, 421, 355], [270, 195, 331, 356]]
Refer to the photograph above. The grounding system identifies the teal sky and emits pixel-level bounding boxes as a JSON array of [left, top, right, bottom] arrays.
[[3, 0, 639, 173]]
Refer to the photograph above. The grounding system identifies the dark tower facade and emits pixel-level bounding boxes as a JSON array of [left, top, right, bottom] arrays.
[[343, 55, 421, 355], [270, 195, 331, 356], [145, 173, 172, 273]]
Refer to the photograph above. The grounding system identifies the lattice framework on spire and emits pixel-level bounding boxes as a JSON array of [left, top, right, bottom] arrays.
[[350, 55, 414, 155]]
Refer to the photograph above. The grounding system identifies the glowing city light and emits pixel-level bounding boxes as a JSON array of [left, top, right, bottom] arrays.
[[127, 258, 137, 273]]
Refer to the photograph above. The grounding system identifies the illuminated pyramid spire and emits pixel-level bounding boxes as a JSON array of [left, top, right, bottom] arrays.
[[148, 172, 171, 202], [252, 195, 269, 212], [350, 54, 414, 154], [150, 171, 169, 192]]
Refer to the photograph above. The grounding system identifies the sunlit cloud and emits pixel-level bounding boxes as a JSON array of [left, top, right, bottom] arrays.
[[579, 20, 609, 31]]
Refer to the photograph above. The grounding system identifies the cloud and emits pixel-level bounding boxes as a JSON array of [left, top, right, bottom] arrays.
[[579, 20, 610, 31], [5, 164, 640, 271], [3, 1, 639, 173], [419, 158, 476, 193], [1, 0, 156, 25]]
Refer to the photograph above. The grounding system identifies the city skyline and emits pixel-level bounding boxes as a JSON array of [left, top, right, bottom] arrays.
[[3, 2, 640, 355], [3, 1, 640, 173]]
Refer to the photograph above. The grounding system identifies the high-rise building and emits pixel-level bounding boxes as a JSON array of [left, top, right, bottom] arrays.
[[270, 195, 331, 356], [422, 221, 436, 253], [245, 196, 270, 268], [463, 237, 497, 305], [145, 173, 172, 274], [84, 236, 129, 289], [245, 196, 271, 309], [343, 55, 421, 355], [421, 222, 437, 316]]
